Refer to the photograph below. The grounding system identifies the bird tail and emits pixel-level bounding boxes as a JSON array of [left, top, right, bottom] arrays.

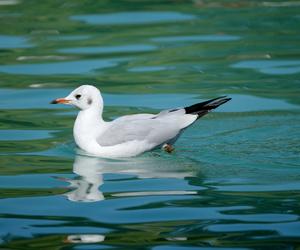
[[184, 96, 231, 118]]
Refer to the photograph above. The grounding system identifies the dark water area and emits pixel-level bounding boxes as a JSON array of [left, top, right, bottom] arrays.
[[0, 1, 300, 249]]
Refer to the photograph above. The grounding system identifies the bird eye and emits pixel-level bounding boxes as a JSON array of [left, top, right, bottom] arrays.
[[75, 94, 81, 100]]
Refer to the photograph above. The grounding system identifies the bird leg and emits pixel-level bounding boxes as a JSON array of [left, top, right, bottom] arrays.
[[162, 143, 175, 153]]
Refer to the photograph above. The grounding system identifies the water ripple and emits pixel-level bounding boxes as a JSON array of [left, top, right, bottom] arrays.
[[0, 58, 128, 75], [59, 44, 157, 54], [232, 60, 300, 75], [152, 34, 240, 43], [0, 34, 32, 49], [206, 221, 300, 237], [0, 130, 57, 141], [71, 11, 196, 25]]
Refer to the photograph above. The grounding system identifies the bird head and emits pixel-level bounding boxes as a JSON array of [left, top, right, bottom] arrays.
[[51, 85, 103, 111]]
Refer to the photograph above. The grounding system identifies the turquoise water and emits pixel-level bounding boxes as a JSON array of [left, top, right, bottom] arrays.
[[1, 1, 300, 249]]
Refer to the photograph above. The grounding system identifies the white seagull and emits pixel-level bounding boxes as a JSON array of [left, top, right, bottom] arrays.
[[51, 85, 231, 158]]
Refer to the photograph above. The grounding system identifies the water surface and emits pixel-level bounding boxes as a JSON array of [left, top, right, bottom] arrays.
[[0, 1, 300, 249]]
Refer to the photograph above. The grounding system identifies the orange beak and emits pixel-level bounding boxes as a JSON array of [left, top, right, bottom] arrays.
[[50, 98, 71, 104]]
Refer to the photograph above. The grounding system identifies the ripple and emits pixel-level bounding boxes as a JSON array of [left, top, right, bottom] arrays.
[[262, 1, 300, 7], [0, 217, 110, 239], [206, 221, 300, 237], [0, 174, 65, 188], [0, 0, 19, 5], [0, 58, 128, 75], [0, 88, 68, 109], [47, 35, 91, 41], [221, 94, 299, 112], [128, 65, 171, 72], [59, 44, 157, 54], [213, 182, 300, 192], [107, 93, 299, 112], [152, 34, 240, 43], [0, 89, 298, 112], [103, 93, 299, 111], [153, 246, 252, 250], [17, 55, 71, 61], [71, 11, 195, 25], [0, 35, 33, 49], [165, 237, 188, 241], [30, 29, 59, 35], [227, 213, 298, 223], [112, 190, 197, 197], [0, 13, 21, 17], [0, 130, 56, 141], [232, 60, 300, 75], [0, 89, 198, 110]]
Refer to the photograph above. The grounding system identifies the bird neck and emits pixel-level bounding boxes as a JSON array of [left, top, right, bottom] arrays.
[[74, 105, 106, 141]]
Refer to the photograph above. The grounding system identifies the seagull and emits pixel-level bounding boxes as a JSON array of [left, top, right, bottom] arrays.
[[51, 85, 231, 158]]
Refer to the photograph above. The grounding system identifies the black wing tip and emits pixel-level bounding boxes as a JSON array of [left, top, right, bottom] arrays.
[[207, 96, 232, 107], [184, 96, 232, 114], [215, 96, 231, 101], [221, 96, 232, 102]]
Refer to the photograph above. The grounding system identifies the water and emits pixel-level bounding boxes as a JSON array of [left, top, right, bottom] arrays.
[[0, 1, 300, 249]]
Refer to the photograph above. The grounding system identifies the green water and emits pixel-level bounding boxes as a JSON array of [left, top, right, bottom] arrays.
[[1, 1, 300, 249]]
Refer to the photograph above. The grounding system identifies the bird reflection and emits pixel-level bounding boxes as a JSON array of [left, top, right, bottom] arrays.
[[61, 152, 197, 203], [62, 155, 105, 202], [65, 234, 105, 243]]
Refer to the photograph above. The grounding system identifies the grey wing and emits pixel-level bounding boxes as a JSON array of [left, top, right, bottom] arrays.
[[97, 108, 197, 147], [97, 120, 153, 146], [112, 113, 155, 122], [97, 113, 154, 146], [97, 118, 181, 147]]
